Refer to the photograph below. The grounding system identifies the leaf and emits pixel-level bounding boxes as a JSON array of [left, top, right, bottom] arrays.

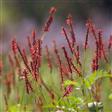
[[9, 104, 21, 112], [64, 80, 80, 87], [67, 96, 84, 104], [9, 104, 32, 112], [84, 70, 112, 89], [109, 93, 112, 100], [43, 104, 55, 109]]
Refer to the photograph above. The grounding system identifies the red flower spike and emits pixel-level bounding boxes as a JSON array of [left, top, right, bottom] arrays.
[[36, 39, 42, 67], [63, 85, 73, 97], [49, 7, 56, 15], [17, 44, 31, 73], [30, 40, 41, 71], [108, 35, 112, 50], [84, 21, 90, 50], [53, 40, 64, 83], [70, 59, 82, 77], [66, 14, 76, 48], [61, 64, 70, 77], [72, 45, 82, 66], [98, 30, 108, 63], [98, 30, 103, 59], [32, 30, 36, 45], [11, 38, 17, 54], [62, 46, 72, 74], [27, 36, 32, 49], [87, 19, 98, 42], [0, 60, 3, 75], [76, 46, 80, 60], [13, 55, 20, 68], [43, 7, 56, 32], [66, 14, 73, 25], [91, 57, 99, 72], [45, 45, 52, 73], [22, 49, 28, 64], [8, 54, 14, 67], [44, 16, 53, 32], [23, 69, 33, 94], [62, 27, 73, 54]]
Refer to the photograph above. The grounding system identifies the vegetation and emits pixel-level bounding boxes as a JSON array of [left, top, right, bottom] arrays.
[[0, 7, 112, 112]]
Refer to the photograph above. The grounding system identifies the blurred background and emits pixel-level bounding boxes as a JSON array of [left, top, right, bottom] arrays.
[[0, 0, 112, 53]]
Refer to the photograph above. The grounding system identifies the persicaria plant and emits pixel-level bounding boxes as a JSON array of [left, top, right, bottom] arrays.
[[1, 7, 112, 112]]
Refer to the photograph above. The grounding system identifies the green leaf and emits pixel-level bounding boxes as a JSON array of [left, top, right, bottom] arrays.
[[9, 104, 21, 112], [8, 104, 32, 112], [64, 80, 80, 87], [43, 104, 55, 109], [84, 70, 112, 89], [67, 96, 84, 104], [109, 93, 112, 100]]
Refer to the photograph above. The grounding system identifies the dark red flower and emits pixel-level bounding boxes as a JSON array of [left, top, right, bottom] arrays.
[[63, 85, 73, 97]]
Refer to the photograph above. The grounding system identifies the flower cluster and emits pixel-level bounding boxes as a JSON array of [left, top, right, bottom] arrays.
[[7, 7, 111, 110]]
